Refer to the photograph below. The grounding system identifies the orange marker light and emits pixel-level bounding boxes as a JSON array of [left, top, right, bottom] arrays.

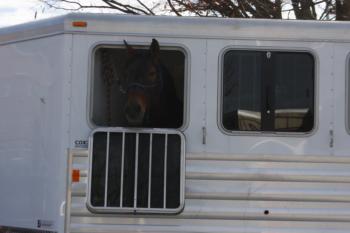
[[72, 169, 80, 183], [72, 21, 87, 28]]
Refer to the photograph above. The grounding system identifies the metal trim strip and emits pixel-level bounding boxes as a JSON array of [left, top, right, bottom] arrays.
[[0, 226, 57, 233]]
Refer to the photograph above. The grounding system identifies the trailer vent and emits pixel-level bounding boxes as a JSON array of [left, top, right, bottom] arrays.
[[87, 128, 185, 214]]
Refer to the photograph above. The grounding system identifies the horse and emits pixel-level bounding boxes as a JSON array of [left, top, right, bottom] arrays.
[[118, 39, 183, 208], [121, 39, 183, 128]]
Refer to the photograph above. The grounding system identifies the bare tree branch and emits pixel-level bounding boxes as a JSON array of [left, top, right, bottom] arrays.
[[40, 0, 157, 15], [40, 0, 348, 21], [167, 0, 182, 16], [136, 0, 155, 15]]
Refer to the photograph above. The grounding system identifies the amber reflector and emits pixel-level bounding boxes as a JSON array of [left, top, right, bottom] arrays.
[[72, 21, 87, 27], [72, 169, 80, 182]]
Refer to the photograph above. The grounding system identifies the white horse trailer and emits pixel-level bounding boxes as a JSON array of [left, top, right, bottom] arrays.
[[1, 13, 350, 233]]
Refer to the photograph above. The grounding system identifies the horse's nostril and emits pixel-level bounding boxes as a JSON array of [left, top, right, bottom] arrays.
[[126, 102, 142, 118]]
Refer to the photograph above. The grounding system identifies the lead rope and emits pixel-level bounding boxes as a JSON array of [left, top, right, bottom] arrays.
[[101, 50, 115, 126]]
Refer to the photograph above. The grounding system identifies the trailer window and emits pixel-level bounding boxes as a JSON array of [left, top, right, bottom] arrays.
[[91, 40, 186, 129], [221, 50, 314, 133]]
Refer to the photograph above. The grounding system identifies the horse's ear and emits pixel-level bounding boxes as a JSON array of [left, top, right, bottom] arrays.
[[150, 39, 160, 64], [124, 40, 135, 57]]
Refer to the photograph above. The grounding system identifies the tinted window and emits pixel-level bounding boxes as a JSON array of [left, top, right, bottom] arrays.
[[91, 43, 185, 129], [222, 50, 314, 132]]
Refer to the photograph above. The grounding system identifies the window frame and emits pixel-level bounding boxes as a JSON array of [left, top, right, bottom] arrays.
[[87, 41, 190, 131], [217, 46, 318, 137], [86, 127, 186, 214], [346, 53, 350, 134]]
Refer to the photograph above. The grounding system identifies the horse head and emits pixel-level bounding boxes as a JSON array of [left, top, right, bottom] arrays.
[[122, 39, 164, 126], [121, 39, 183, 128]]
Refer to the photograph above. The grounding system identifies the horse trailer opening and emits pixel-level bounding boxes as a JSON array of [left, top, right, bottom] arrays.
[[1, 13, 350, 233], [91, 41, 186, 128]]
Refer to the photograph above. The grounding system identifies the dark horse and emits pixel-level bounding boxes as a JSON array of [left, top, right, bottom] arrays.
[[122, 39, 183, 128]]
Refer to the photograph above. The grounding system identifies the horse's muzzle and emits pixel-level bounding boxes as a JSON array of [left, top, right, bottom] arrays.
[[125, 100, 145, 126]]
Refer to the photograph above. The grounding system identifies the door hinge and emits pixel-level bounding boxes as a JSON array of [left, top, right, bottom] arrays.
[[202, 126, 207, 145], [329, 129, 334, 148]]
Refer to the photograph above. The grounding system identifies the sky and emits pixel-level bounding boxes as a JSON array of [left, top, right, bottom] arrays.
[[0, 0, 122, 28], [0, 0, 164, 28], [0, 0, 167, 28], [0, 0, 64, 28]]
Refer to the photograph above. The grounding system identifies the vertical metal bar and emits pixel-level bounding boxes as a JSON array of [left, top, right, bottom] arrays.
[[104, 132, 110, 207], [163, 134, 168, 209], [64, 149, 74, 233], [133, 133, 139, 208], [120, 132, 125, 207], [148, 134, 153, 208]]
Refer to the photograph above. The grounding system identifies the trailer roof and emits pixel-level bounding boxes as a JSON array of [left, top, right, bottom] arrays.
[[0, 13, 350, 44]]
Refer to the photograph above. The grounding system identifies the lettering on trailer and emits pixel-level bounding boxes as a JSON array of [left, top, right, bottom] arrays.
[[37, 220, 54, 229], [74, 140, 88, 148]]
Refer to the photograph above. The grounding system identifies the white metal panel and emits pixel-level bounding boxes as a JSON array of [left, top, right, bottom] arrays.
[[73, 180, 350, 202], [67, 150, 350, 233], [3, 14, 350, 45], [0, 35, 72, 232], [186, 180, 350, 202], [68, 221, 350, 233], [65, 33, 350, 233], [0, 15, 65, 45], [332, 43, 350, 156], [68, 34, 206, 152], [64, 14, 350, 42], [186, 160, 350, 182], [71, 197, 350, 221], [205, 39, 333, 156], [68, 35, 341, 156]]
